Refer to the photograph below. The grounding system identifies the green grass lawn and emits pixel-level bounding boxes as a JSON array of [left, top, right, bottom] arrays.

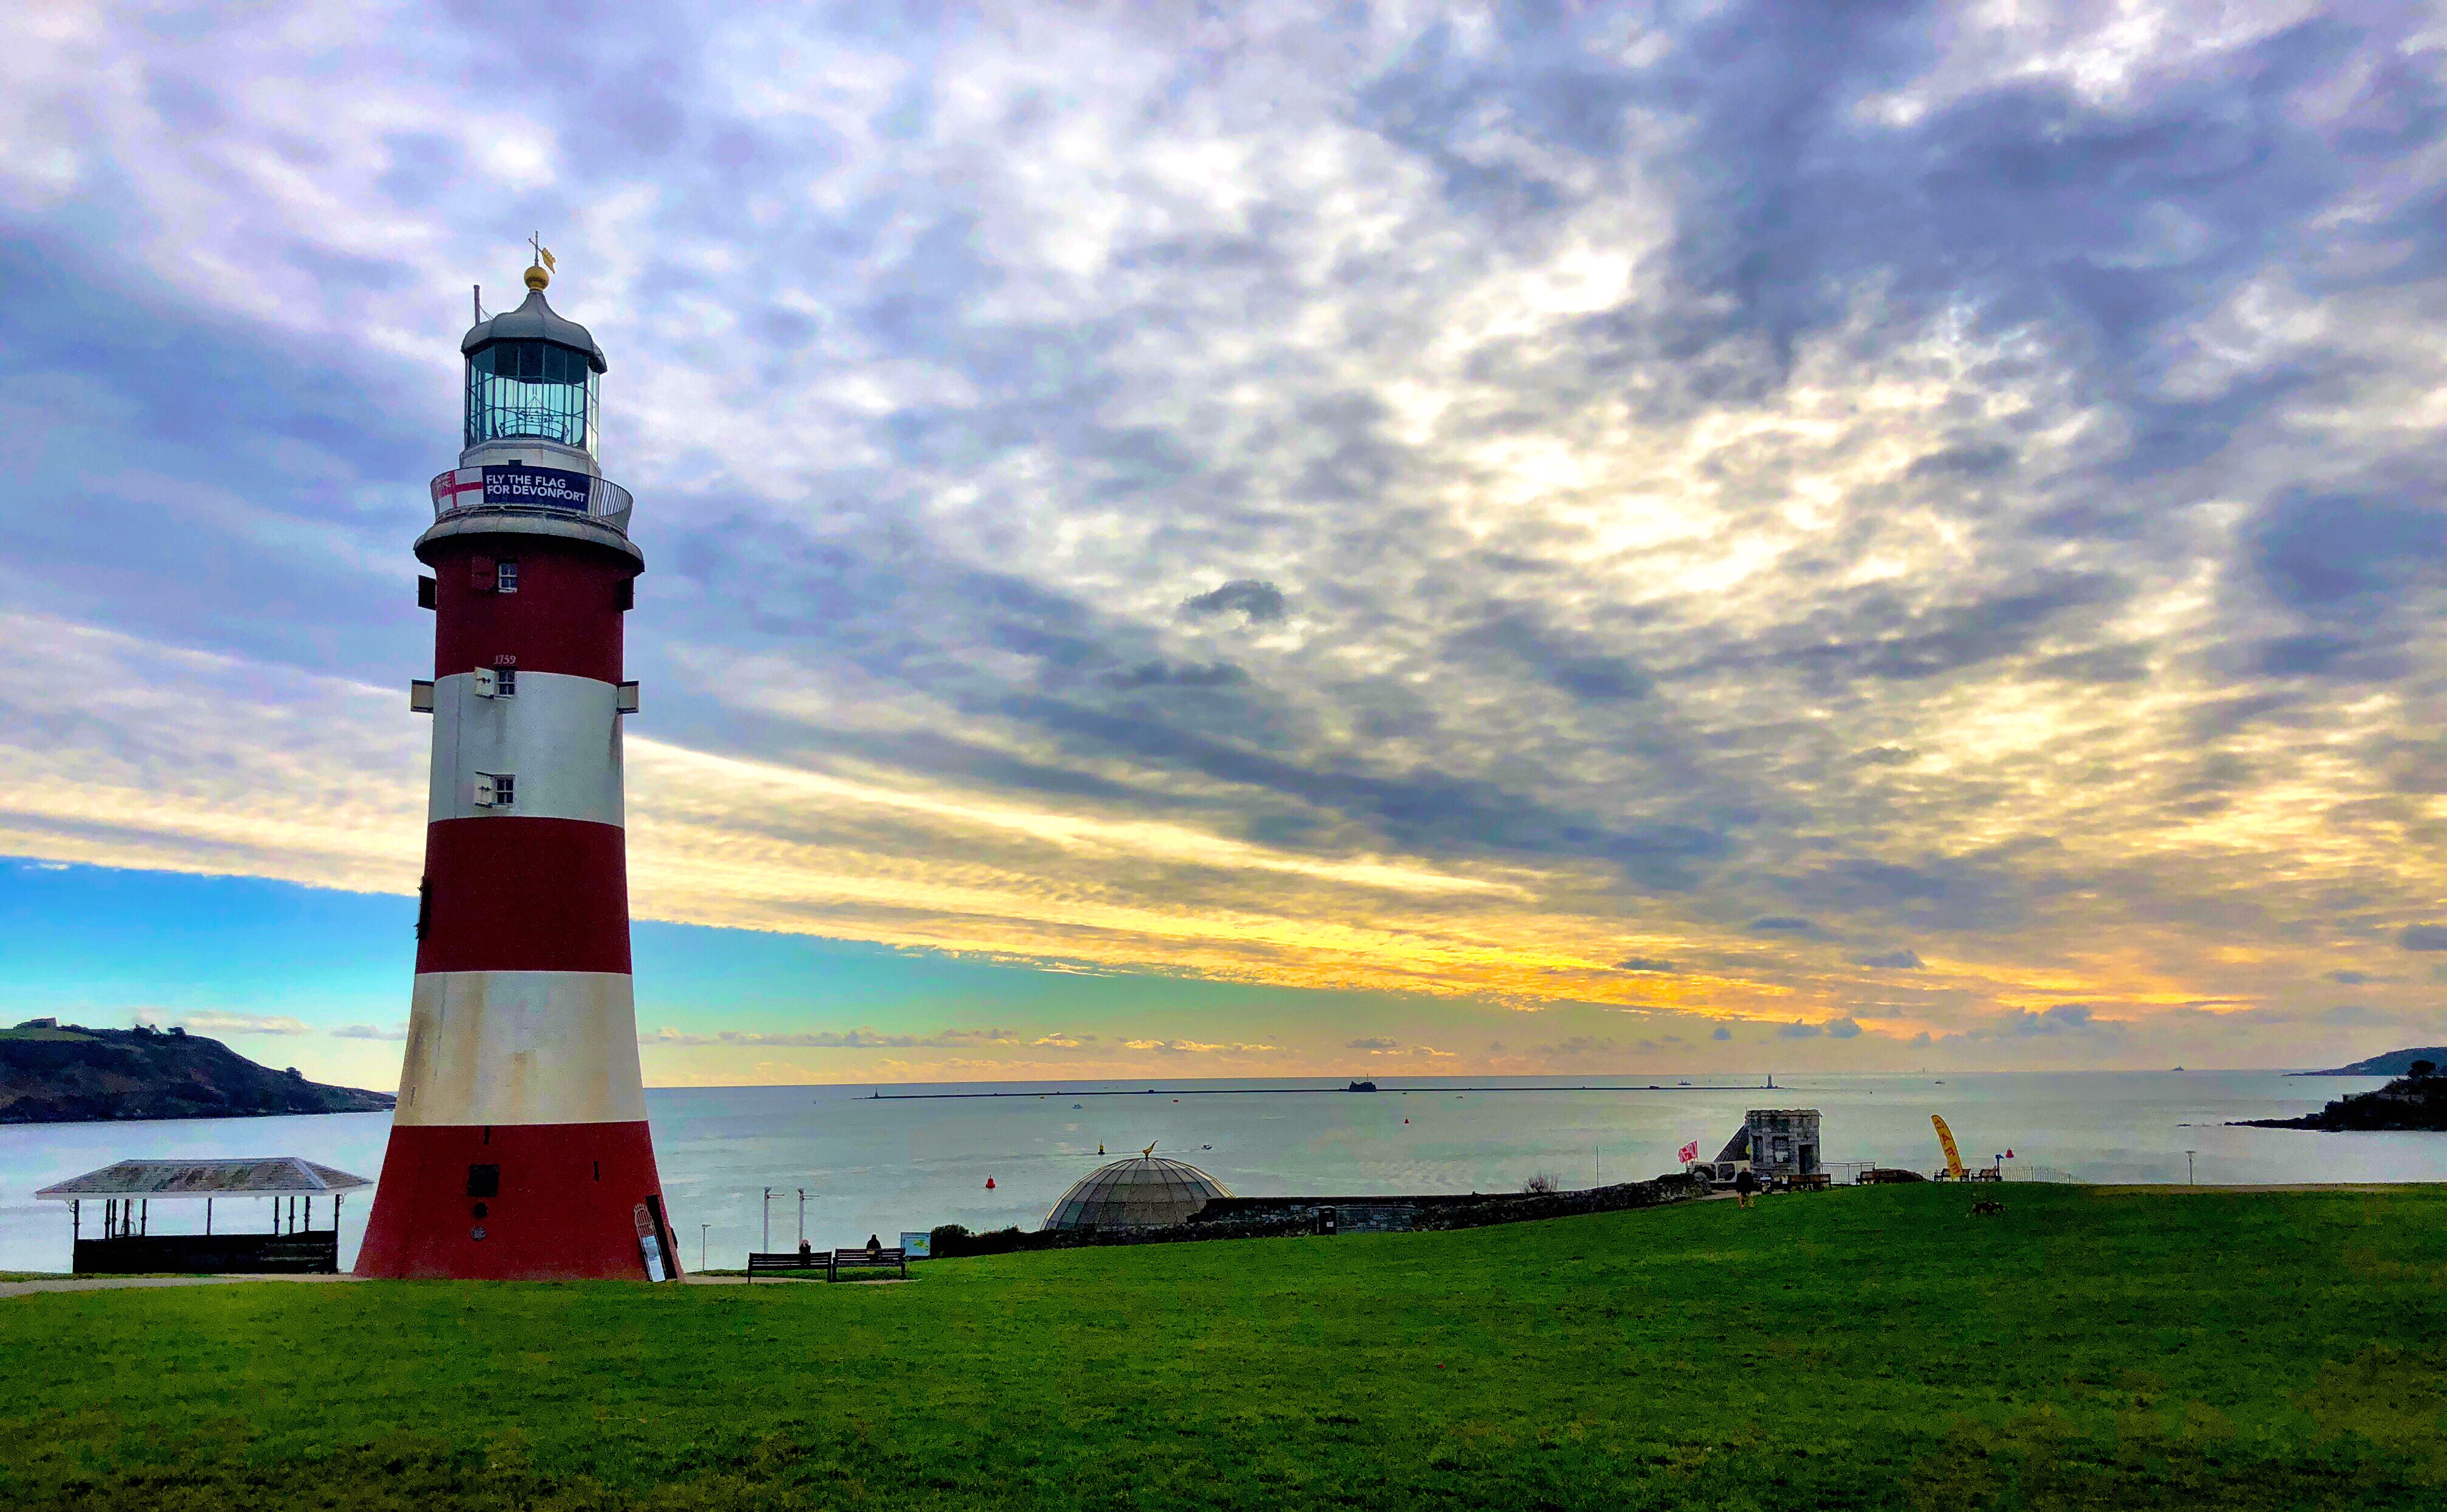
[[5, 1185, 2445, 1510]]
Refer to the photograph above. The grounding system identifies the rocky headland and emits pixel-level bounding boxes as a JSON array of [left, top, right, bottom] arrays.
[[2238, 1062, 2447, 1132]]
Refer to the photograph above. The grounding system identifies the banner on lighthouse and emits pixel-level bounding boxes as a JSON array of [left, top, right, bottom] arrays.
[[483, 465, 594, 510]]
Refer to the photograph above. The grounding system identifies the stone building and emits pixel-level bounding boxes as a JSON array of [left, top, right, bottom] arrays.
[[1704, 1109, 1823, 1184]]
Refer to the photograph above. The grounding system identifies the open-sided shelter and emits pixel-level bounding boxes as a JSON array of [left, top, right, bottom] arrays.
[[36, 1157, 371, 1274]]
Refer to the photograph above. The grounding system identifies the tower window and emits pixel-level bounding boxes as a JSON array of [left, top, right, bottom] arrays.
[[495, 667, 517, 696], [496, 560, 520, 593], [466, 1164, 500, 1199], [493, 774, 515, 808]]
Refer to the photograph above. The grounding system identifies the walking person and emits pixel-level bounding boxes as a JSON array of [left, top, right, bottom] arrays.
[[1735, 1167, 1757, 1209]]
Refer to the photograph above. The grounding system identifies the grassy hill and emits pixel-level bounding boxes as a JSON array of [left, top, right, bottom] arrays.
[[0, 1022, 393, 1124], [5, 1184, 2446, 1509]]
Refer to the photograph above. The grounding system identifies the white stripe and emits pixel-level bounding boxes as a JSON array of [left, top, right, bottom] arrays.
[[394, 971, 646, 1126], [428, 670, 624, 825]]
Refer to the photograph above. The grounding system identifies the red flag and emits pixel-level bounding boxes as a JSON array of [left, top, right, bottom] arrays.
[[1678, 1140, 1699, 1163]]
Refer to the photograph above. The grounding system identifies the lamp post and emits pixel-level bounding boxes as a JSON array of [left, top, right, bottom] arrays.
[[2185, 1150, 2196, 1185], [762, 1187, 773, 1252], [700, 1223, 709, 1272], [797, 1188, 807, 1251]]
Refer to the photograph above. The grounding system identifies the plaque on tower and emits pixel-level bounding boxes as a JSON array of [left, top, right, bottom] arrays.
[[483, 465, 594, 510]]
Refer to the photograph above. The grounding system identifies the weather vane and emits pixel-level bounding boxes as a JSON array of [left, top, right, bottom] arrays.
[[524, 232, 557, 291]]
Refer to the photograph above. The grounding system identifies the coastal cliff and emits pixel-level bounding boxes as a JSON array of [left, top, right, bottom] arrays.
[[0, 1021, 394, 1124]]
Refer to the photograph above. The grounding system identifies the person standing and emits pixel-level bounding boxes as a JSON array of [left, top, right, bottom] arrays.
[[1735, 1167, 1757, 1209]]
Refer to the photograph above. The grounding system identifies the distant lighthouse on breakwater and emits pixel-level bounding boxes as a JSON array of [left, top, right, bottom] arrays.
[[356, 247, 680, 1281]]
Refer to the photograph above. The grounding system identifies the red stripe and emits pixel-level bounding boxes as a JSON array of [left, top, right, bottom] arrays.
[[355, 1119, 678, 1280], [424, 538, 634, 683], [417, 818, 632, 974]]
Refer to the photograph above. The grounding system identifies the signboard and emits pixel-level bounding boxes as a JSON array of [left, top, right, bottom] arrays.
[[899, 1230, 932, 1260], [633, 1203, 668, 1282], [483, 465, 593, 511]]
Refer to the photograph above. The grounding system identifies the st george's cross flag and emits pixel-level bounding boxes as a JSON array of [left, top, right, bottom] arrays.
[[1678, 1140, 1700, 1163]]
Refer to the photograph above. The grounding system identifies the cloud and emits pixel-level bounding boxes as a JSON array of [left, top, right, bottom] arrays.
[[1826, 1018, 1862, 1039], [1121, 1039, 1279, 1054], [4, 1, 2447, 1076], [2400, 926, 2447, 953], [1853, 950, 1924, 970], [1777, 1021, 1823, 1039], [1614, 957, 1677, 974], [331, 1022, 408, 1041], [1712, 1027, 1733, 1041], [645, 1027, 1034, 1049], [1179, 581, 1286, 624], [2326, 970, 2374, 986], [151, 1010, 313, 1036], [1345, 1036, 1399, 1050]]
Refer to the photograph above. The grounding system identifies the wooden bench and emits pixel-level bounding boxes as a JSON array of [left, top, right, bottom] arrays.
[[746, 1250, 831, 1281], [829, 1246, 906, 1280]]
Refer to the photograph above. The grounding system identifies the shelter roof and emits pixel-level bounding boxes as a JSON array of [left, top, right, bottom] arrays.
[[1714, 1127, 1751, 1163], [36, 1157, 372, 1200]]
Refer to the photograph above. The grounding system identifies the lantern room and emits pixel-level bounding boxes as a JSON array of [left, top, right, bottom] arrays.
[[459, 262, 609, 462]]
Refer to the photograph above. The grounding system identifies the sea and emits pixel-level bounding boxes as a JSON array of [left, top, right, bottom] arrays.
[[4, 1070, 2437, 1275]]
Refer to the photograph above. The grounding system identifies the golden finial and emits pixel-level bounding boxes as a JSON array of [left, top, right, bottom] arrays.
[[524, 232, 555, 291], [1142, 1141, 1157, 1158]]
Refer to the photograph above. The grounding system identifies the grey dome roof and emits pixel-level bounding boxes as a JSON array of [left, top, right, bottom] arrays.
[[1043, 1153, 1231, 1231], [462, 288, 608, 373]]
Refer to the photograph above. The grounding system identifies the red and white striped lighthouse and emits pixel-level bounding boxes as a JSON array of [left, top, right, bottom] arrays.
[[357, 252, 680, 1281]]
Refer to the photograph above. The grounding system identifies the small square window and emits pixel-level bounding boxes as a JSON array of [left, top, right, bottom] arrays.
[[493, 774, 515, 808], [495, 667, 517, 695], [466, 1164, 500, 1199], [496, 560, 520, 593]]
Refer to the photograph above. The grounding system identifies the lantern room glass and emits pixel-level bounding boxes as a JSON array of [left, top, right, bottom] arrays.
[[464, 340, 600, 456]]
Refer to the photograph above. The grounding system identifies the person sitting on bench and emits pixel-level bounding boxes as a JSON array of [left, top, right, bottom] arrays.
[[865, 1234, 883, 1260]]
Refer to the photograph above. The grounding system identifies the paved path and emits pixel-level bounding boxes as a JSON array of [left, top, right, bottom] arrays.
[[2, 1272, 907, 1298], [1, 1273, 363, 1300]]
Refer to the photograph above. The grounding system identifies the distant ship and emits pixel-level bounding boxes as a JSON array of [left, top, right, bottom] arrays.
[[1348, 1080, 1379, 1092]]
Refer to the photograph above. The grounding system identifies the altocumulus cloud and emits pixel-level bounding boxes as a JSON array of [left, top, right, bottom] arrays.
[[4, 4, 2447, 1070]]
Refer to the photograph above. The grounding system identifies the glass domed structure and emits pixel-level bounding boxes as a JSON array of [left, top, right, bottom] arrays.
[[1043, 1148, 1232, 1230]]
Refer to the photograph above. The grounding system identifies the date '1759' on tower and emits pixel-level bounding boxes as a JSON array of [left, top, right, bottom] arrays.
[[356, 252, 682, 1281]]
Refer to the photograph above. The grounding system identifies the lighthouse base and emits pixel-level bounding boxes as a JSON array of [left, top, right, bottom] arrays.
[[355, 1119, 680, 1280]]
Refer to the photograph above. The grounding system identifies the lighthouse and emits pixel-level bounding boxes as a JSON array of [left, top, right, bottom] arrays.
[[356, 250, 680, 1281]]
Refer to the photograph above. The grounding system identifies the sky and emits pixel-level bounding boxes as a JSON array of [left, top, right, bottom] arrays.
[[5, 0, 2447, 1086]]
